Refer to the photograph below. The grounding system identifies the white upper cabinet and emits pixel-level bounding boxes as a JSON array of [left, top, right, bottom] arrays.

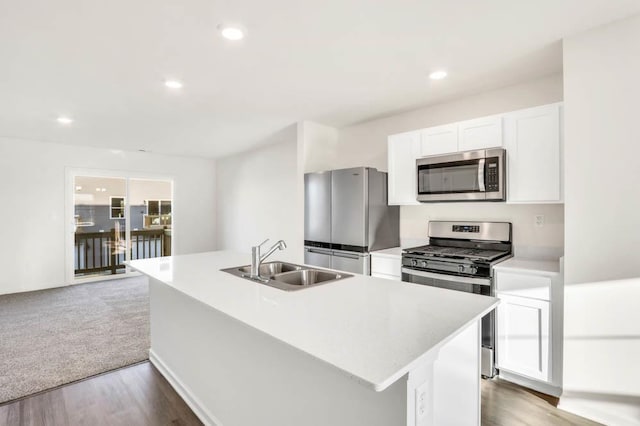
[[386, 102, 563, 205], [458, 115, 503, 151], [420, 124, 458, 156], [387, 131, 421, 205], [504, 103, 563, 203]]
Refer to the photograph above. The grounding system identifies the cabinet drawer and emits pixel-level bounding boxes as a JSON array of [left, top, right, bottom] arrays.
[[495, 271, 551, 301], [371, 255, 401, 276]]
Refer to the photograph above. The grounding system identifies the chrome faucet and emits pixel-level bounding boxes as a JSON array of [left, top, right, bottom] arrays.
[[248, 239, 287, 282]]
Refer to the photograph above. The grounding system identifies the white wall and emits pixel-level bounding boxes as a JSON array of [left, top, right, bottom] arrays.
[[215, 125, 303, 264], [299, 121, 339, 173], [0, 137, 216, 295], [561, 14, 640, 425], [304, 74, 565, 253]]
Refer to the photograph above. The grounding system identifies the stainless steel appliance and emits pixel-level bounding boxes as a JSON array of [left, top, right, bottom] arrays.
[[401, 221, 513, 378], [304, 167, 400, 275], [416, 148, 506, 202]]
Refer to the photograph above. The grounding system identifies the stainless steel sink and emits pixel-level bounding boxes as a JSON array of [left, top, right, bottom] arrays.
[[221, 261, 352, 291], [236, 262, 301, 277], [273, 270, 343, 286]]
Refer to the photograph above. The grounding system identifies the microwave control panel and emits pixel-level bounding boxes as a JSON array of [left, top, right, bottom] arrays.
[[486, 157, 500, 192]]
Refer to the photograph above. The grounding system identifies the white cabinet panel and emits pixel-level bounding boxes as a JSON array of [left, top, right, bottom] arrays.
[[497, 293, 550, 382], [420, 124, 458, 156], [458, 115, 503, 151], [505, 103, 563, 203], [371, 272, 400, 281], [371, 254, 401, 277], [495, 271, 551, 301], [387, 131, 420, 205]]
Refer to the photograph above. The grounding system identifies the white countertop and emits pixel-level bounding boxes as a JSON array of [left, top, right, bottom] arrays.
[[128, 251, 498, 392], [370, 247, 403, 258], [494, 257, 561, 277]]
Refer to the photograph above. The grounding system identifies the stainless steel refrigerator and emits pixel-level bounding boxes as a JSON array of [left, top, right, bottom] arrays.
[[304, 167, 400, 274]]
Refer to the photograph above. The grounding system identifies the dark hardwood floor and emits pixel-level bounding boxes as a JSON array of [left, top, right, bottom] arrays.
[[0, 362, 202, 426], [0, 362, 599, 426]]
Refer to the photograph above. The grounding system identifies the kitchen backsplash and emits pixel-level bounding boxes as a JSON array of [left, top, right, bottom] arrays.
[[400, 203, 564, 258]]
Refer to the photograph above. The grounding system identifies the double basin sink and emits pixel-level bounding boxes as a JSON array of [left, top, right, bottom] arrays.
[[221, 261, 352, 291]]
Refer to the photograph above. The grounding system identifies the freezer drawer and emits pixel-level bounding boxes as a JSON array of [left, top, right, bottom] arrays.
[[304, 247, 332, 269], [331, 250, 370, 275]]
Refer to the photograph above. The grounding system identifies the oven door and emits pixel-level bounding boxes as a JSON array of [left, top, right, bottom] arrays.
[[416, 148, 505, 202], [402, 267, 496, 377]]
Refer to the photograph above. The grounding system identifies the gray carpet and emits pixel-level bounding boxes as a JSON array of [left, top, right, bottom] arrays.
[[0, 276, 150, 403]]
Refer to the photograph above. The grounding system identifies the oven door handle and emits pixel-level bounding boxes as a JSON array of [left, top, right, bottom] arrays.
[[478, 158, 486, 192], [402, 267, 491, 286]]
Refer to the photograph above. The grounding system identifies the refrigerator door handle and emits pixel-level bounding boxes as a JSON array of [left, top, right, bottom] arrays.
[[306, 248, 332, 255], [331, 251, 361, 260]]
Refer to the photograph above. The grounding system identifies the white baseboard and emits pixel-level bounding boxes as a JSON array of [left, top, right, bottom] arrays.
[[149, 349, 223, 426], [498, 370, 562, 397]]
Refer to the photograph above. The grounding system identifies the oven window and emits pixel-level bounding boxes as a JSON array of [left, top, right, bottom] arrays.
[[418, 160, 481, 194]]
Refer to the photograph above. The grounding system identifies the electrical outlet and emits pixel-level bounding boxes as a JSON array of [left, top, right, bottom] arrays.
[[415, 382, 428, 421], [535, 215, 545, 227]]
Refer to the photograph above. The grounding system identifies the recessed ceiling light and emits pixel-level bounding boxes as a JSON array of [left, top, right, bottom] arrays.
[[57, 116, 73, 125], [429, 70, 448, 80], [219, 25, 245, 41], [164, 80, 183, 89]]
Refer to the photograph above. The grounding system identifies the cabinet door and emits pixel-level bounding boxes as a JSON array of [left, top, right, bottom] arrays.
[[458, 115, 503, 151], [505, 103, 562, 203], [420, 124, 458, 156], [496, 293, 550, 382], [387, 131, 421, 205]]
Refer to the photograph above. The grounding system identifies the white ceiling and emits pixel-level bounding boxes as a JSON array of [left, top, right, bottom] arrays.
[[1, 0, 639, 158]]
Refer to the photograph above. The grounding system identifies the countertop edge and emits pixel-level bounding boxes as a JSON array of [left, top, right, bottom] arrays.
[[493, 257, 561, 276], [372, 298, 500, 391]]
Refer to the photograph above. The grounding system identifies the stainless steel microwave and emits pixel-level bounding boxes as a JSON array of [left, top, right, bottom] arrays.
[[416, 148, 506, 202]]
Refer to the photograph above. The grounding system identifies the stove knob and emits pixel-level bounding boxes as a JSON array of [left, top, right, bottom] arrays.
[[458, 265, 465, 273], [470, 266, 478, 274], [420, 261, 428, 268], [411, 259, 418, 267]]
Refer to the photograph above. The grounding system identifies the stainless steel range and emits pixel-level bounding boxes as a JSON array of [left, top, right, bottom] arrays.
[[401, 221, 512, 378]]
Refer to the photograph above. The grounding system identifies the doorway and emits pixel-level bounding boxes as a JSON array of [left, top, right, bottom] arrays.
[[68, 171, 173, 282]]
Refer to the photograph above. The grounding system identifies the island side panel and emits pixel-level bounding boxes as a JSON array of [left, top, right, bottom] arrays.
[[148, 278, 408, 426], [406, 321, 481, 426], [433, 321, 481, 425]]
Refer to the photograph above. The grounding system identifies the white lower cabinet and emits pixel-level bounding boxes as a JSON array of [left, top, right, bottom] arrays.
[[494, 260, 562, 396], [371, 251, 401, 281], [496, 293, 550, 382]]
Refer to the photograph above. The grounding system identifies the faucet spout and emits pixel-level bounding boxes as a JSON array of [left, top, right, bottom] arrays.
[[248, 239, 287, 282], [260, 240, 287, 262]]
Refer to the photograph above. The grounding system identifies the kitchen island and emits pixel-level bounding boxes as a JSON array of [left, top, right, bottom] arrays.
[[128, 251, 498, 426]]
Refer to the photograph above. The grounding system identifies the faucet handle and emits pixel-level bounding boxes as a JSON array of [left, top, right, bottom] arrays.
[[255, 238, 269, 248]]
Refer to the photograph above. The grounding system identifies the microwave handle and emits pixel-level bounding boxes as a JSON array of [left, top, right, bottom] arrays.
[[478, 158, 486, 192]]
